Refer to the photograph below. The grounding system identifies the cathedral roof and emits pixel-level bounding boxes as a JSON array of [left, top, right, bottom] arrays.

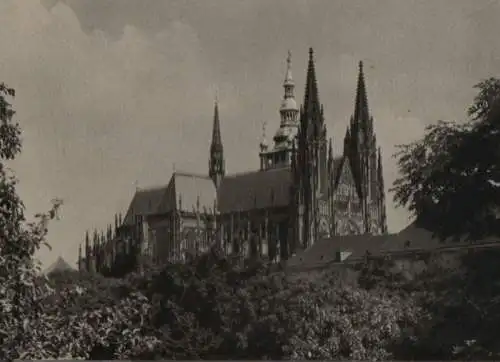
[[218, 168, 291, 213], [123, 186, 166, 225], [157, 172, 217, 214], [122, 172, 217, 225]]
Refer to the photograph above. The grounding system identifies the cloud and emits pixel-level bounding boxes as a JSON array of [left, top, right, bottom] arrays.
[[0, 1, 225, 266]]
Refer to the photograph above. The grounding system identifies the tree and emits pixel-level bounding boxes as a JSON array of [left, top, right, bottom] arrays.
[[0, 83, 63, 359], [392, 77, 500, 240]]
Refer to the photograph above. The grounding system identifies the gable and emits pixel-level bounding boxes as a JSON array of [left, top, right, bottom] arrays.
[[157, 172, 217, 215], [123, 186, 167, 226], [334, 156, 360, 201]]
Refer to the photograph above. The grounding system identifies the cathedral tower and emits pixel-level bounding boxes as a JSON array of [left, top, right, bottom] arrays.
[[293, 48, 329, 249], [344, 61, 387, 234], [209, 98, 225, 188], [260, 51, 300, 170]]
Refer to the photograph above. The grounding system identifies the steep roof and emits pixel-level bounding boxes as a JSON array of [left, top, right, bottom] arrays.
[[157, 172, 217, 214], [123, 186, 166, 225], [218, 168, 291, 213], [44, 256, 75, 275]]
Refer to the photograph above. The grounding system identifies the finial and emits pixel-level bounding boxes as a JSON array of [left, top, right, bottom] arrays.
[[134, 180, 139, 191], [309, 47, 314, 59], [173, 163, 176, 173], [359, 60, 364, 72], [284, 50, 294, 86], [215, 88, 219, 104]]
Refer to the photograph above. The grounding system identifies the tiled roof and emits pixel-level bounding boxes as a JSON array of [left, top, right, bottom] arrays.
[[218, 167, 291, 213], [287, 233, 390, 269], [157, 172, 217, 214], [381, 221, 500, 252], [175, 172, 217, 213], [123, 186, 167, 225], [288, 222, 500, 271]]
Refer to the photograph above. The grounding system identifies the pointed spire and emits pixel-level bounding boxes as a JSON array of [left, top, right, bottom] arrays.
[[303, 48, 321, 115], [211, 98, 223, 150], [353, 60, 370, 127], [284, 50, 294, 85], [209, 95, 225, 187], [343, 126, 351, 151]]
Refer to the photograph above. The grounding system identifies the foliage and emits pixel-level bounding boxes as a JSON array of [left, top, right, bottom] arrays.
[[392, 77, 500, 239], [0, 83, 65, 360], [285, 268, 423, 360]]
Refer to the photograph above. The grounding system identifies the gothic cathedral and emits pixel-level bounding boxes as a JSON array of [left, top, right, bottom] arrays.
[[80, 48, 388, 272]]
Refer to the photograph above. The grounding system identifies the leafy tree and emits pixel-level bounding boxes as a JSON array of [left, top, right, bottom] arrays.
[[392, 77, 500, 240], [0, 83, 63, 359]]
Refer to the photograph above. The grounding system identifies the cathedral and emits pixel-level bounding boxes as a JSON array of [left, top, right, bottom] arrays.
[[79, 48, 387, 273]]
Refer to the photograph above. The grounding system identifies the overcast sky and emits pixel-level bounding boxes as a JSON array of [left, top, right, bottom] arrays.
[[0, 0, 498, 267]]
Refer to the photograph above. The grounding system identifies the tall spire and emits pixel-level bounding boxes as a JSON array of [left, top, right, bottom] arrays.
[[211, 99, 222, 149], [353, 61, 370, 128], [303, 48, 321, 116], [278, 50, 299, 130], [284, 50, 295, 86], [209, 96, 225, 188]]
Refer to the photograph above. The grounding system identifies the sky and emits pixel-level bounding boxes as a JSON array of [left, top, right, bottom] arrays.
[[0, 0, 498, 267]]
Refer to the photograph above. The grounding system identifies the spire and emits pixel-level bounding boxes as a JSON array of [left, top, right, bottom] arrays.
[[353, 60, 370, 128], [343, 126, 351, 154], [303, 48, 321, 115], [209, 97, 225, 187], [284, 50, 294, 86], [211, 99, 223, 150], [278, 51, 299, 131]]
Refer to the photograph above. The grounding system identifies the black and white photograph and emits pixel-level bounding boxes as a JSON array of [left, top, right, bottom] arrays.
[[1, 0, 499, 359]]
